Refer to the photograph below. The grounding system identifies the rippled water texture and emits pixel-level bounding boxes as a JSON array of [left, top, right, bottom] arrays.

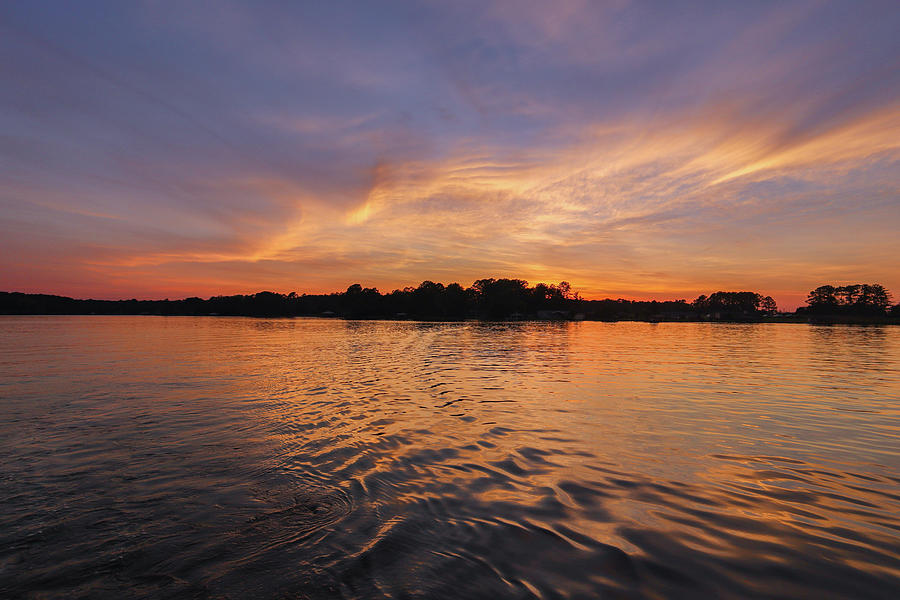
[[2, 317, 900, 599]]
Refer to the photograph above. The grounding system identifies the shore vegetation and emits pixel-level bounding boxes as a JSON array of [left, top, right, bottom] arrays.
[[2, 280, 897, 323]]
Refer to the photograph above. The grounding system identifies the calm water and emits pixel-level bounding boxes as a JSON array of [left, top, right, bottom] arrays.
[[1, 317, 899, 599]]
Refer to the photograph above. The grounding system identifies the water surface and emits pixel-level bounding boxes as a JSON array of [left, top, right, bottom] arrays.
[[2, 317, 899, 598]]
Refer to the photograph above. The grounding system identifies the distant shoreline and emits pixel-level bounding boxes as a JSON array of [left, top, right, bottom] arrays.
[[3, 281, 897, 325], [2, 312, 897, 326]]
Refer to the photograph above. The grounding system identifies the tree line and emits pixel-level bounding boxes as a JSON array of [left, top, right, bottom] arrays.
[[1, 279, 897, 321], [796, 284, 894, 317]]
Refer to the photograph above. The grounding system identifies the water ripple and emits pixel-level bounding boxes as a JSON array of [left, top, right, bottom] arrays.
[[1, 317, 899, 598]]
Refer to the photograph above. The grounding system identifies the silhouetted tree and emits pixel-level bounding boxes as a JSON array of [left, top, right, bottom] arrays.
[[802, 283, 892, 316], [806, 285, 838, 309], [472, 278, 530, 318], [692, 291, 769, 318], [443, 282, 470, 319], [10, 280, 867, 322], [341, 284, 381, 318], [412, 280, 445, 317]]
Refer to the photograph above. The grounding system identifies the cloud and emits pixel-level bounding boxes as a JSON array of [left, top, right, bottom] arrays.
[[0, 1, 898, 308]]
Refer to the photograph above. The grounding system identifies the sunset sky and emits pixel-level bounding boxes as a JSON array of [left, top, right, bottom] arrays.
[[2, 1, 898, 309]]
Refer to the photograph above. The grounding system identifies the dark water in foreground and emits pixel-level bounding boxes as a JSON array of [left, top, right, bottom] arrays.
[[1, 317, 899, 599]]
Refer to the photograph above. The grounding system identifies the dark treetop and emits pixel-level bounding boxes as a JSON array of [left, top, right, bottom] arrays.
[[2, 279, 897, 322]]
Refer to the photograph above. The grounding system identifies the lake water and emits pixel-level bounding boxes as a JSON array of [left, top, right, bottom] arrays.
[[1, 316, 899, 599]]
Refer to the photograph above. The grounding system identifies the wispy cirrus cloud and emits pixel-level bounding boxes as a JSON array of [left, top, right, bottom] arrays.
[[1, 1, 898, 307]]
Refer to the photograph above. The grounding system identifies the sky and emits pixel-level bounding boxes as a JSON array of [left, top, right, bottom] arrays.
[[1, 1, 898, 309]]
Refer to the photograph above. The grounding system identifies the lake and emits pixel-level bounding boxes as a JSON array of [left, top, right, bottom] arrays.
[[1, 316, 899, 598]]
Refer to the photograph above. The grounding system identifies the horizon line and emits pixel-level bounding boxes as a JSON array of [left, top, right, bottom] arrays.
[[4, 278, 894, 310]]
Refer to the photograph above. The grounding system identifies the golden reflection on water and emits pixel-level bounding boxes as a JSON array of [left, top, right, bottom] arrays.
[[1, 317, 899, 598]]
